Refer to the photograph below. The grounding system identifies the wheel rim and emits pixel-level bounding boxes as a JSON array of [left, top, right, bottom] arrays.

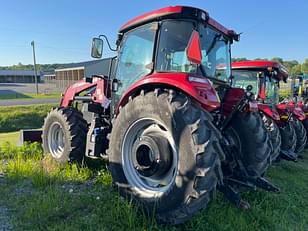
[[122, 118, 178, 198], [47, 122, 65, 158]]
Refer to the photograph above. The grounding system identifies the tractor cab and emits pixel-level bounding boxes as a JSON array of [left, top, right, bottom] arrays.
[[231, 60, 288, 106], [90, 6, 239, 112]]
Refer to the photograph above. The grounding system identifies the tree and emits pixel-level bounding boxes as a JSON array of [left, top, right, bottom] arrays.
[[254, 58, 268, 61], [283, 60, 299, 71], [232, 57, 248, 62], [301, 59, 308, 74], [290, 64, 302, 76], [271, 57, 284, 64]]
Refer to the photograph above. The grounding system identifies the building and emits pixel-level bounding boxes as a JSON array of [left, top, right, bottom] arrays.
[[43, 74, 56, 84], [54, 59, 113, 89], [0, 70, 41, 83]]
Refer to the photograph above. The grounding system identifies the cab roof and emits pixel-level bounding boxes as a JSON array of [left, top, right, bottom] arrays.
[[119, 6, 239, 41], [232, 60, 288, 82]]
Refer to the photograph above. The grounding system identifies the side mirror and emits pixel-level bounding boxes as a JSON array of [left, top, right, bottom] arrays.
[[91, 38, 103, 58], [186, 30, 202, 65]]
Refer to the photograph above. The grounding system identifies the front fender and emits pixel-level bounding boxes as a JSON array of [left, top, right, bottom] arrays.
[[61, 80, 97, 107], [61, 77, 109, 107], [116, 73, 220, 113]]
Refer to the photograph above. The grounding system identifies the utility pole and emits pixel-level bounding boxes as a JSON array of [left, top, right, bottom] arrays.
[[31, 41, 39, 94]]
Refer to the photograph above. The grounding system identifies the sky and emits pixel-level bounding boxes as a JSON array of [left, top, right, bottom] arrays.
[[0, 0, 308, 66]]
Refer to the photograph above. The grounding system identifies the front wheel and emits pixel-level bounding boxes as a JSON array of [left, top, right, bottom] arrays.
[[108, 89, 224, 224], [225, 112, 271, 177], [42, 107, 88, 163]]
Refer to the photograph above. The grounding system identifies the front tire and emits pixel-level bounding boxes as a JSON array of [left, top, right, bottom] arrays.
[[226, 112, 271, 177], [108, 89, 224, 224], [42, 107, 88, 163]]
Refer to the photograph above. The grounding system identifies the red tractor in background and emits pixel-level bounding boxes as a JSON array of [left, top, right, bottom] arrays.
[[232, 61, 307, 161], [290, 75, 308, 145], [42, 6, 275, 223]]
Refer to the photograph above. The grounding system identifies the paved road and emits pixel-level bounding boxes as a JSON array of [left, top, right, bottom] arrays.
[[0, 83, 61, 95], [0, 98, 60, 106]]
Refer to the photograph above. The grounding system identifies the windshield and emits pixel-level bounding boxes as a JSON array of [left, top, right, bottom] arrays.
[[156, 20, 231, 80], [232, 70, 258, 94], [199, 25, 231, 81], [232, 70, 279, 104]]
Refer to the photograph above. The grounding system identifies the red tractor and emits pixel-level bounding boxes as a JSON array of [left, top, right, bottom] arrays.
[[289, 75, 308, 145], [232, 60, 307, 161], [42, 6, 275, 223]]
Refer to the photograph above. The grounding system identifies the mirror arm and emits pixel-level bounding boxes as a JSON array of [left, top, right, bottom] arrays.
[[99, 34, 117, 52]]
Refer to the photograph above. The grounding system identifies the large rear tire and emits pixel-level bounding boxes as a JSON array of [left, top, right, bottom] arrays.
[[292, 119, 307, 153], [262, 115, 281, 162], [108, 89, 224, 224], [42, 107, 88, 163], [279, 123, 296, 154], [226, 112, 271, 177]]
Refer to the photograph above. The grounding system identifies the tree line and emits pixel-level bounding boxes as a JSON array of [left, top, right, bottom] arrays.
[[0, 63, 66, 74], [232, 57, 308, 76]]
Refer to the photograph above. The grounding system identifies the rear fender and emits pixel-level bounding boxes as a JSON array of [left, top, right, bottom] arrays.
[[116, 73, 220, 113], [276, 103, 306, 121], [258, 104, 280, 121], [293, 106, 306, 121], [222, 88, 251, 116], [276, 103, 291, 122]]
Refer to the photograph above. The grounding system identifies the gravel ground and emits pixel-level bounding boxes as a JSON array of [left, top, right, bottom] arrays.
[[0, 83, 61, 95], [0, 98, 60, 106]]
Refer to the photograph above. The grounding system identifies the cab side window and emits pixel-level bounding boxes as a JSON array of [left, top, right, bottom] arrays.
[[116, 23, 156, 95]]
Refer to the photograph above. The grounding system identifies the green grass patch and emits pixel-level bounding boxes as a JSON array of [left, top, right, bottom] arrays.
[[0, 93, 61, 100], [0, 143, 308, 230], [0, 132, 19, 146], [0, 104, 55, 132]]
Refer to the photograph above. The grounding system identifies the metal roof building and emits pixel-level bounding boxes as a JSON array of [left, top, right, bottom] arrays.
[[0, 70, 41, 83], [54, 59, 113, 89]]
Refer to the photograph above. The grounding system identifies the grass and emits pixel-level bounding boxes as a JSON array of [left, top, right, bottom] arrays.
[[0, 93, 61, 100], [0, 132, 19, 146], [0, 104, 55, 132], [0, 142, 308, 230]]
